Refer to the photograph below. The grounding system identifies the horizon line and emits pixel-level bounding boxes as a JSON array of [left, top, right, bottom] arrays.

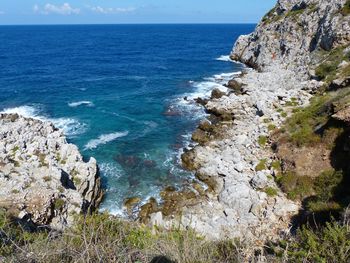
[[0, 22, 258, 26]]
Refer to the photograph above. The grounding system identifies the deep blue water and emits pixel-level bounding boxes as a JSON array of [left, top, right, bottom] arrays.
[[0, 24, 254, 214]]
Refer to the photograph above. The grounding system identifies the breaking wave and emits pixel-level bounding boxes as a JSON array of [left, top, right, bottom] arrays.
[[1, 105, 87, 136], [84, 131, 129, 150]]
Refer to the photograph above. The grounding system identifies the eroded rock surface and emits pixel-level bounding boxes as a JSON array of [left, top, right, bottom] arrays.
[[0, 113, 103, 229], [231, 0, 350, 76]]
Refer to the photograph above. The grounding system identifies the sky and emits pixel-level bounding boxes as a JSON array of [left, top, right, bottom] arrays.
[[0, 1, 276, 25]]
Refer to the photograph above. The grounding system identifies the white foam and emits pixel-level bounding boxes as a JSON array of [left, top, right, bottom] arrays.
[[213, 72, 241, 80], [84, 131, 129, 150], [2, 105, 39, 118], [99, 162, 123, 179], [1, 105, 87, 136], [216, 55, 233, 62], [51, 118, 87, 136], [68, 101, 94, 107]]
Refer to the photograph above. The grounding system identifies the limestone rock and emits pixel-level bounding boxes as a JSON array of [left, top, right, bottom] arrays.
[[0, 113, 103, 229], [231, 0, 350, 78]]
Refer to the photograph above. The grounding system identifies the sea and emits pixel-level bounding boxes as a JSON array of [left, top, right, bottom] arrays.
[[0, 24, 255, 214]]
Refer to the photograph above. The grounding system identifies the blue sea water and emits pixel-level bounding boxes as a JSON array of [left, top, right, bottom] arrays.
[[0, 24, 254, 214]]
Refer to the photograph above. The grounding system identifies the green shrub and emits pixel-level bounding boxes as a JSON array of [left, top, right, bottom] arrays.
[[281, 112, 287, 118], [341, 0, 350, 16], [286, 221, 350, 262], [315, 46, 349, 82], [307, 200, 342, 213], [277, 172, 314, 200], [290, 124, 321, 147], [54, 198, 65, 210], [264, 187, 278, 197], [314, 170, 343, 202], [268, 124, 277, 131], [255, 159, 267, 171], [12, 146, 19, 154], [315, 62, 338, 80], [286, 8, 305, 20], [284, 94, 329, 147], [0, 212, 245, 262], [270, 161, 281, 171], [258, 136, 268, 147], [73, 177, 82, 186]]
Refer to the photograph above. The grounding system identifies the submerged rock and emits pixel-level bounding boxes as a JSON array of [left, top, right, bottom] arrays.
[[0, 113, 103, 230]]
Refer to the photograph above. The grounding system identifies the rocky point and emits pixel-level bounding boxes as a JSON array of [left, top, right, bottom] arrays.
[[0, 113, 103, 230]]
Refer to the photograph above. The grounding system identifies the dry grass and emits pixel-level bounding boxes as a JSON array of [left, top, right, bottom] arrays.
[[0, 212, 246, 263]]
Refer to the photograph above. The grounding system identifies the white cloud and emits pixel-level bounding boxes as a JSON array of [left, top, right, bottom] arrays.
[[33, 4, 39, 13], [89, 6, 136, 14], [34, 3, 80, 15]]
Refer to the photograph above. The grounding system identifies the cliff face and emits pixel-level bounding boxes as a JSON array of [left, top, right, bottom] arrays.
[[0, 114, 103, 229], [231, 0, 350, 77]]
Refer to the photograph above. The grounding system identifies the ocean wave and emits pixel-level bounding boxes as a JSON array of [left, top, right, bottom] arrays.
[[1, 105, 39, 118], [68, 101, 94, 108], [84, 131, 129, 150], [1, 105, 87, 136], [215, 55, 233, 62]]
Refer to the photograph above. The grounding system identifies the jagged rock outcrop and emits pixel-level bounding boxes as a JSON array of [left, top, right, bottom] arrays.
[[231, 0, 350, 77], [0, 113, 103, 229]]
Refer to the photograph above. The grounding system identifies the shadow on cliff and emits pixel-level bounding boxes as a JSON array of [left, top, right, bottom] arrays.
[[150, 256, 175, 263], [290, 119, 350, 231]]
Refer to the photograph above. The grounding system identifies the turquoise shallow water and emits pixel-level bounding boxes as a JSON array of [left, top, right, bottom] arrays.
[[0, 24, 254, 214]]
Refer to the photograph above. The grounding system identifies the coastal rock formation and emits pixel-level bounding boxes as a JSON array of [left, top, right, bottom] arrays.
[[231, 0, 350, 76], [0, 113, 103, 229], [149, 0, 350, 247], [155, 68, 309, 241]]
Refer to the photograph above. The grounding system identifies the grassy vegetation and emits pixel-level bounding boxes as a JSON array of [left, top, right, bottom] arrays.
[[341, 0, 350, 16], [263, 187, 278, 197], [258, 135, 268, 147], [255, 159, 267, 171], [315, 46, 350, 83], [1, 208, 349, 262], [276, 171, 314, 200], [280, 94, 331, 147], [285, 7, 305, 21], [261, 6, 281, 24], [11, 146, 19, 154], [270, 220, 350, 262], [54, 198, 65, 211], [0, 211, 245, 263], [73, 176, 82, 186], [270, 160, 281, 171]]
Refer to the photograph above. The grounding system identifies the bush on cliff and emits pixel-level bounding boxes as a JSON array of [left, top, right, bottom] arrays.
[[274, 220, 350, 262], [0, 211, 245, 263], [341, 0, 350, 16]]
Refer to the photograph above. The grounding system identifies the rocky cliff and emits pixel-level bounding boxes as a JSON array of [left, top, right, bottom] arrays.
[[231, 0, 350, 77], [0, 114, 103, 229], [147, 0, 350, 253]]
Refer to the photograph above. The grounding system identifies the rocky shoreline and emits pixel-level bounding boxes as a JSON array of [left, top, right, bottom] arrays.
[[149, 66, 311, 242], [146, 0, 350, 245], [0, 113, 103, 230], [0, 0, 348, 250]]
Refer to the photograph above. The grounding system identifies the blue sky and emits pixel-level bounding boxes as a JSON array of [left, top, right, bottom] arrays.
[[0, 1, 276, 25]]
